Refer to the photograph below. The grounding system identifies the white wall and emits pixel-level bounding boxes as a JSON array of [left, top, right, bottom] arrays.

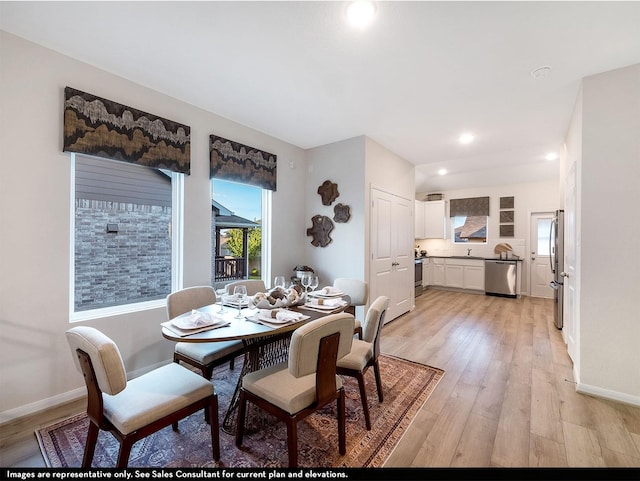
[[577, 64, 640, 401], [0, 32, 308, 418], [305, 137, 366, 287], [416, 180, 560, 294]]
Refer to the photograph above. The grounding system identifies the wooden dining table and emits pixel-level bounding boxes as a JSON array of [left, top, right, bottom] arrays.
[[161, 301, 350, 434]]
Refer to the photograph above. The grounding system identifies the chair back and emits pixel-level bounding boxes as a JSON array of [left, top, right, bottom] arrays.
[[333, 278, 368, 306], [288, 313, 355, 378], [224, 279, 267, 296], [167, 286, 216, 319], [362, 296, 390, 348], [66, 326, 127, 396]]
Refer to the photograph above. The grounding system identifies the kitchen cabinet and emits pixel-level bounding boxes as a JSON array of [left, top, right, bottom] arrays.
[[414, 200, 425, 239], [422, 258, 431, 287], [428, 257, 485, 291], [424, 200, 446, 239], [431, 258, 445, 286]]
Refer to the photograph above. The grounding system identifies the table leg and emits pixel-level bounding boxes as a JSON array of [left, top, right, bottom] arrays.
[[222, 331, 292, 435]]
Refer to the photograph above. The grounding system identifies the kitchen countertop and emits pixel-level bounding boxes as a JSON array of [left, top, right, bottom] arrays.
[[416, 255, 523, 262]]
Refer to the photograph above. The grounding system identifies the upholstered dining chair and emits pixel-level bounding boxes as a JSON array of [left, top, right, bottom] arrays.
[[333, 277, 369, 339], [168, 286, 244, 377], [66, 326, 220, 468], [336, 295, 389, 430], [224, 279, 267, 296], [235, 313, 355, 467]]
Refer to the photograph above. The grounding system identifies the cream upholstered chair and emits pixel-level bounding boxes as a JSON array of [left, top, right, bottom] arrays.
[[337, 295, 389, 430], [168, 286, 244, 377], [224, 279, 267, 296], [66, 326, 220, 468], [333, 278, 369, 339], [235, 313, 355, 467]]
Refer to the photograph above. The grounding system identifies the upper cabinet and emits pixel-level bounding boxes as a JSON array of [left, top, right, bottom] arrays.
[[423, 200, 446, 239], [414, 200, 425, 238]]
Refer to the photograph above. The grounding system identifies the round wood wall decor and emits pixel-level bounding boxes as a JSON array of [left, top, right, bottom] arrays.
[[306, 215, 334, 247], [317, 180, 339, 206], [333, 203, 351, 223]]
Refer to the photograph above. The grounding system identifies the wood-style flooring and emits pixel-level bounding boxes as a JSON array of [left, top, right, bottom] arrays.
[[1, 289, 639, 467]]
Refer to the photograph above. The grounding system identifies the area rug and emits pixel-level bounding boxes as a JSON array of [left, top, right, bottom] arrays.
[[36, 355, 443, 468]]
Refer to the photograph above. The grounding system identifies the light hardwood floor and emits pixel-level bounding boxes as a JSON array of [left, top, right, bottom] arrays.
[[1, 289, 639, 467]]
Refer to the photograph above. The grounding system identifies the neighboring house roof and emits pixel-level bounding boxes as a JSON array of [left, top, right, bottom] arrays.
[[457, 216, 487, 239], [212, 199, 259, 229]]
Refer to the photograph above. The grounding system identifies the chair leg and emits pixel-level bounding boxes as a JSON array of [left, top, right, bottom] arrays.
[[229, 356, 235, 370], [356, 372, 371, 430], [82, 421, 99, 468], [337, 389, 346, 455], [286, 418, 298, 468], [209, 395, 220, 461], [116, 438, 134, 468], [172, 421, 179, 430], [235, 391, 247, 447], [373, 360, 384, 402]]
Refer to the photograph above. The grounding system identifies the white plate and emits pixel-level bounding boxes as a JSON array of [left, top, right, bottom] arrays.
[[309, 289, 345, 299], [304, 302, 345, 311]]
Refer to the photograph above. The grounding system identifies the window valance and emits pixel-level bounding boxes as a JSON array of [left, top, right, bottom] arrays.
[[63, 87, 191, 174], [449, 197, 490, 217], [210, 135, 277, 191]]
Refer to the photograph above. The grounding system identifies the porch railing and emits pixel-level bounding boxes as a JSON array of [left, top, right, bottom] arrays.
[[214, 257, 245, 282]]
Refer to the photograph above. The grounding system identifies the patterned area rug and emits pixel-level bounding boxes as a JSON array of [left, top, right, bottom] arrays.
[[36, 355, 443, 468]]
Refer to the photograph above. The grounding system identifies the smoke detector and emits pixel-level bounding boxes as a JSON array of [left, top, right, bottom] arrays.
[[531, 66, 552, 79]]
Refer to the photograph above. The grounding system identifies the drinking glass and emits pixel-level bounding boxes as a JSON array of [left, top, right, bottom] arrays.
[[301, 273, 311, 295], [233, 285, 247, 319], [309, 275, 319, 294], [216, 292, 225, 313], [274, 276, 286, 289]]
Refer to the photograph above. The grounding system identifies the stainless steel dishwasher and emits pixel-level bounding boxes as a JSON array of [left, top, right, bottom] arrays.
[[484, 260, 517, 298]]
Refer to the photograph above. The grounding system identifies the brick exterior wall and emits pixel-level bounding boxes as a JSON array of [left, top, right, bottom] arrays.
[[75, 199, 172, 311]]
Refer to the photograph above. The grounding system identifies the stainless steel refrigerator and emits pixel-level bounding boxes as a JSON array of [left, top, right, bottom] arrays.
[[549, 209, 564, 329]]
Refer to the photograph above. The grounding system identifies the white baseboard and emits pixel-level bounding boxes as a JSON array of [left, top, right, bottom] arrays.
[[0, 360, 171, 424], [576, 381, 640, 407]]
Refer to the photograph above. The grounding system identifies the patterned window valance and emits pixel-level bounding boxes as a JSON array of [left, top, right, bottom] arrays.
[[63, 87, 191, 174], [210, 135, 277, 191], [449, 196, 490, 217]]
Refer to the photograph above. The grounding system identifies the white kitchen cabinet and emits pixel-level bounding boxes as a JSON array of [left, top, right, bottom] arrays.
[[424, 200, 446, 239], [414, 200, 425, 239], [431, 258, 445, 286], [422, 258, 431, 287], [430, 257, 485, 291], [464, 265, 485, 291]]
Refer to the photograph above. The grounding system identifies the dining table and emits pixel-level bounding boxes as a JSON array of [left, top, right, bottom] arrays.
[[161, 297, 350, 434]]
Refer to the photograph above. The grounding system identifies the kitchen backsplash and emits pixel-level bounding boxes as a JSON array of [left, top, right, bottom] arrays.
[[415, 238, 526, 259]]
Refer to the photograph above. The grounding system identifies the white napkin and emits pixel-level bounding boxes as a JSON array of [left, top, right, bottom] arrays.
[[319, 286, 343, 296], [173, 310, 221, 329], [258, 309, 303, 323], [307, 298, 347, 308]]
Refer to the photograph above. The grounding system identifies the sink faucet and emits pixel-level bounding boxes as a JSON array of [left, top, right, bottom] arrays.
[[467, 248, 472, 256]]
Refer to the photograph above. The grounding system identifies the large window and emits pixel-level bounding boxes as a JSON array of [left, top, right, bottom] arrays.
[[71, 154, 183, 319], [211, 179, 265, 287]]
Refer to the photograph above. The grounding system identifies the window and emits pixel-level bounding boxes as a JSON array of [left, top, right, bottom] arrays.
[[537, 218, 552, 255], [211, 179, 266, 287], [452, 215, 488, 243], [71, 154, 183, 320]]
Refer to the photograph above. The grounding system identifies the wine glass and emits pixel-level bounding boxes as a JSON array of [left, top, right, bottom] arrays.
[[216, 292, 225, 314], [233, 285, 247, 319], [274, 276, 286, 289], [309, 275, 319, 294], [301, 273, 311, 295]]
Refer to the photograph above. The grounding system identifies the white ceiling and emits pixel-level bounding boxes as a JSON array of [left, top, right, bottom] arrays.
[[2, 1, 640, 193]]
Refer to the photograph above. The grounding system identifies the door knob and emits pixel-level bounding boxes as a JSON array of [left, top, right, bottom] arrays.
[[560, 272, 569, 278]]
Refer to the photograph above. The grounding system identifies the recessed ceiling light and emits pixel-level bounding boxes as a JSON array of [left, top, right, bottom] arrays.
[[531, 66, 552, 79], [438, 169, 447, 176], [458, 133, 474, 145], [545, 152, 559, 161], [346, 1, 376, 29]]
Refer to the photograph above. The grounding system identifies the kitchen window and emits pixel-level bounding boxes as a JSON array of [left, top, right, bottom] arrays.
[[452, 215, 488, 243]]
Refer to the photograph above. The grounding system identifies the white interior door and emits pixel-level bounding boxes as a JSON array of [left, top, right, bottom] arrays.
[[564, 163, 578, 363], [370, 187, 412, 323], [529, 212, 554, 298]]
